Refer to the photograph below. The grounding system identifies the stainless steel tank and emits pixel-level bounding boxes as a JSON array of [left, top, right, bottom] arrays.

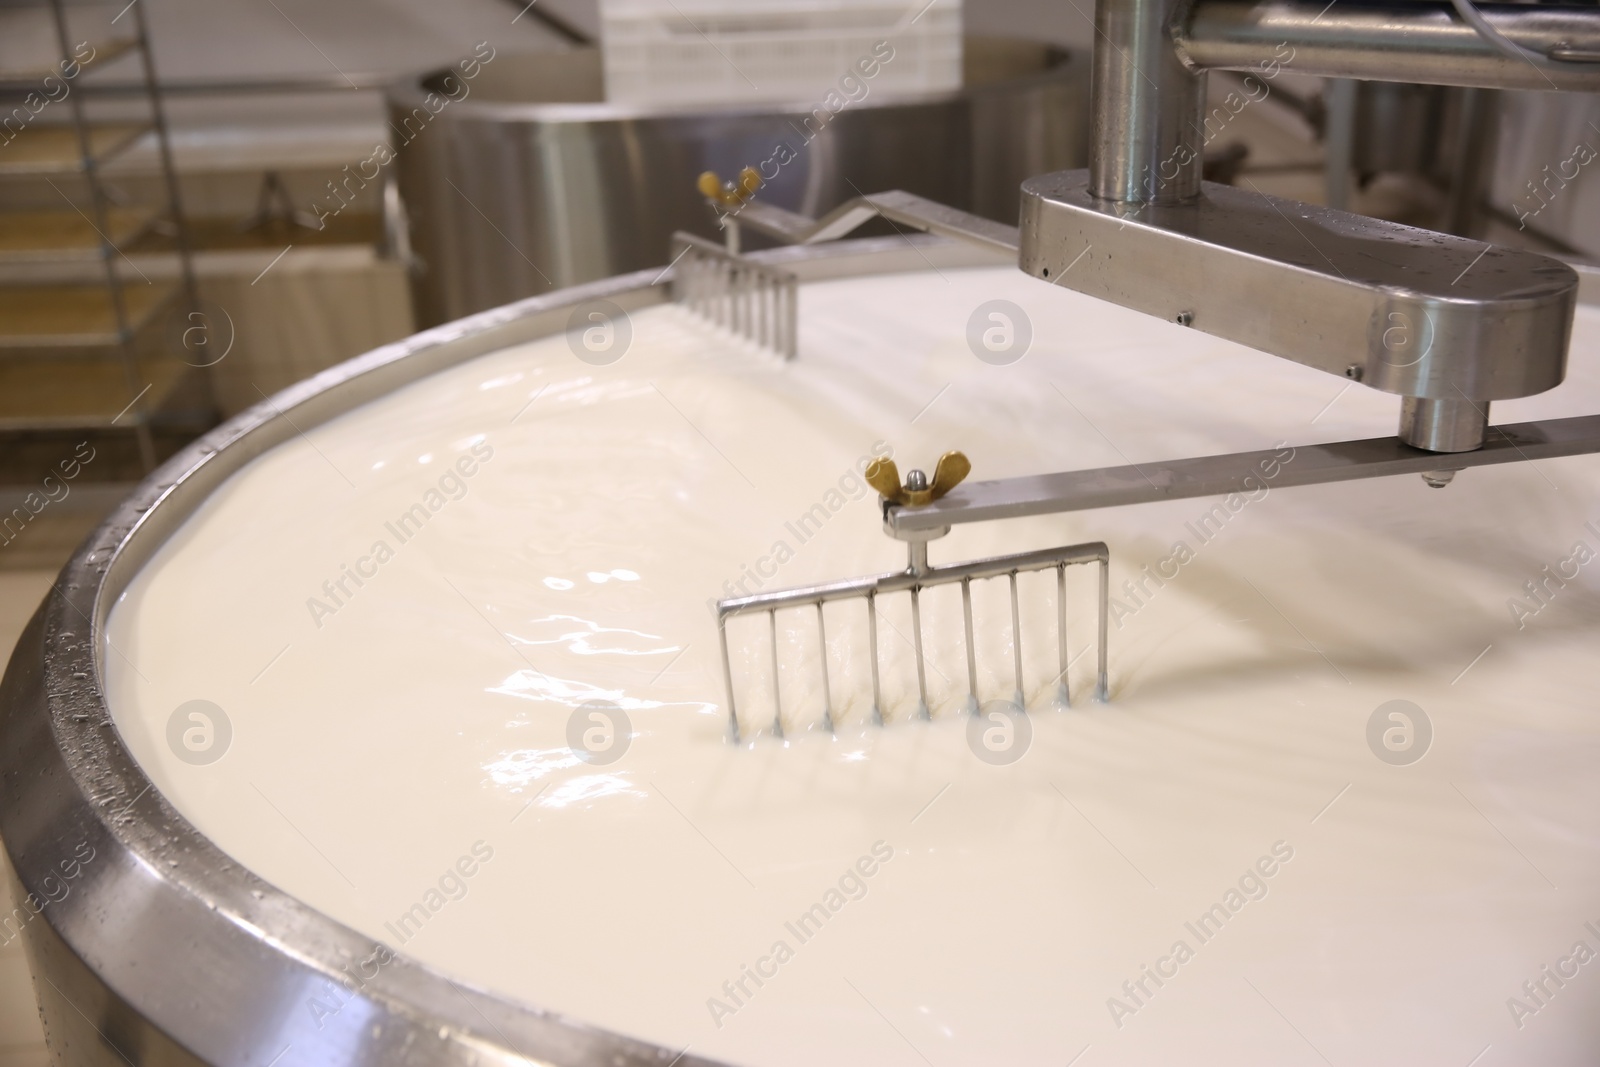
[[0, 234, 1003, 1067], [388, 37, 1087, 326]]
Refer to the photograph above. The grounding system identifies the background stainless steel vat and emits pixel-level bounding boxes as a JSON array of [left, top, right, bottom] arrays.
[[387, 37, 1088, 326], [1489, 89, 1600, 260]]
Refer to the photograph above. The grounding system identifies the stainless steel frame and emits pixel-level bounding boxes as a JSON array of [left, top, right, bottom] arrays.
[[1180, 0, 1600, 91], [0, 236, 1003, 1067], [670, 232, 799, 358], [388, 37, 1089, 326], [1025, 0, 1600, 454], [715, 540, 1111, 742]]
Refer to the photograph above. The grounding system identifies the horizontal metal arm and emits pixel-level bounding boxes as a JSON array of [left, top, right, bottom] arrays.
[[1180, 0, 1600, 91], [732, 192, 1020, 256], [887, 414, 1600, 532]]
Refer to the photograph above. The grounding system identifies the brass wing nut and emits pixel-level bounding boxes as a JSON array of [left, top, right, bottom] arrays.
[[697, 167, 763, 209], [865, 451, 971, 512]]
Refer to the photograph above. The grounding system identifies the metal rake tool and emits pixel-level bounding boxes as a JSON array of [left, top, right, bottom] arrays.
[[670, 232, 798, 359], [715, 451, 1110, 742]]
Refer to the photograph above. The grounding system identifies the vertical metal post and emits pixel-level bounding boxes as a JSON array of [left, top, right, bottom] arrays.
[[133, 0, 199, 317], [51, 0, 154, 471], [134, 0, 204, 453], [1323, 78, 1358, 212], [1443, 87, 1498, 238], [1090, 0, 1207, 204]]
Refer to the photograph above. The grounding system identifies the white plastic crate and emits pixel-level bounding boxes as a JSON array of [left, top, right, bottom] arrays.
[[600, 0, 962, 108]]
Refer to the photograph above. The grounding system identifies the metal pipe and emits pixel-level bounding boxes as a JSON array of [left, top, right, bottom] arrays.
[[1443, 86, 1498, 238], [1091, 0, 1207, 202], [1322, 78, 1357, 212], [0, 75, 396, 99], [1179, 0, 1600, 92]]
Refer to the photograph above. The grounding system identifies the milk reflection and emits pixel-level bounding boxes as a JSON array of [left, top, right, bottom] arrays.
[[543, 774, 643, 807], [483, 746, 643, 807], [507, 613, 675, 658], [484, 745, 581, 786], [490, 668, 715, 717]]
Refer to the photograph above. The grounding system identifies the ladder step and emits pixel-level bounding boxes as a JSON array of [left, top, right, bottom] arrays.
[[0, 281, 177, 349]]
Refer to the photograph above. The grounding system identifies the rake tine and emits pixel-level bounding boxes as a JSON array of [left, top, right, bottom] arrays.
[[1096, 557, 1110, 702], [758, 275, 768, 350], [719, 262, 731, 328], [816, 602, 835, 734], [744, 271, 755, 342], [867, 591, 884, 726], [910, 587, 930, 720], [783, 279, 797, 359], [736, 267, 747, 338], [715, 541, 1109, 741], [719, 612, 740, 742], [769, 609, 784, 739], [670, 233, 798, 358], [1009, 571, 1024, 711], [1056, 564, 1070, 707], [961, 578, 978, 715]]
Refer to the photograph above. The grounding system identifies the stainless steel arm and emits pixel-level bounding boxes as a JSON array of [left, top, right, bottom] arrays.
[[1019, 171, 1577, 404], [887, 414, 1600, 532], [731, 192, 1020, 256], [1179, 0, 1600, 91]]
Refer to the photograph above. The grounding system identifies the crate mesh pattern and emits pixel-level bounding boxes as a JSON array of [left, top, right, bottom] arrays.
[[600, 0, 962, 106]]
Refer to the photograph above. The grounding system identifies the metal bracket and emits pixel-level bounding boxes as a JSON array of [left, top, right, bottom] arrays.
[[1018, 170, 1577, 405], [730, 191, 1020, 257]]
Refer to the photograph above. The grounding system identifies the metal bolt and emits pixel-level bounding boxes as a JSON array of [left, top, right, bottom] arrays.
[[1421, 469, 1458, 488], [1174, 310, 1194, 327], [905, 469, 929, 492], [1345, 364, 1364, 381]]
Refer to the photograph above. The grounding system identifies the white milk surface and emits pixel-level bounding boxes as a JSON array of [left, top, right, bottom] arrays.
[[106, 266, 1600, 1065]]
